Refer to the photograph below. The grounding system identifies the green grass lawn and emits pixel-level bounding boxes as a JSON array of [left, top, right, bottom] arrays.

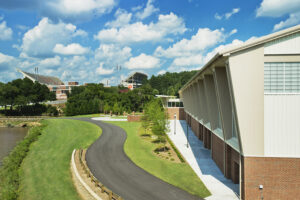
[[19, 119, 101, 200], [107, 121, 211, 198]]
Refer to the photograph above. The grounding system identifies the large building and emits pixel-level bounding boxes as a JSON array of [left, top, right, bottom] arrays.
[[18, 69, 79, 100], [179, 25, 300, 199], [122, 72, 148, 90]]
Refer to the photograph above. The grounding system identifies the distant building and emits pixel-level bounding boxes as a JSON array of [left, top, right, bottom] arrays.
[[122, 72, 147, 90], [156, 95, 185, 120], [17, 69, 79, 100]]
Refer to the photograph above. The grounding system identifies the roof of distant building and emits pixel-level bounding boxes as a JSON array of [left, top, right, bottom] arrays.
[[17, 69, 64, 85], [124, 72, 148, 82]]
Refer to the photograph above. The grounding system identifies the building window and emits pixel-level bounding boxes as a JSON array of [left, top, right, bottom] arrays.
[[232, 112, 237, 138], [264, 62, 300, 93]]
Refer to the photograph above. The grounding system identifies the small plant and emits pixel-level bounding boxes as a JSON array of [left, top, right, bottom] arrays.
[[171, 158, 174, 161]]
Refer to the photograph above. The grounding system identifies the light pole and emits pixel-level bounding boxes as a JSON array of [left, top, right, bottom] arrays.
[[186, 122, 189, 148], [174, 113, 176, 135]]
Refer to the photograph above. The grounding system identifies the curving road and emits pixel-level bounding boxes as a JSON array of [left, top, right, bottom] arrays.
[[76, 118, 203, 200]]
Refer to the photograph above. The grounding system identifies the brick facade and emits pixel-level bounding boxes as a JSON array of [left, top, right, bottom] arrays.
[[127, 115, 142, 122], [241, 156, 300, 200], [212, 134, 225, 174], [167, 107, 185, 120]]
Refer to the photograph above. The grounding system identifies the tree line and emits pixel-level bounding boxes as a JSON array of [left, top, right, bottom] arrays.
[[147, 71, 197, 97], [65, 83, 158, 116], [0, 78, 57, 116]]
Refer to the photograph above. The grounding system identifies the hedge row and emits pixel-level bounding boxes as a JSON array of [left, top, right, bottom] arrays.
[[165, 136, 185, 163], [0, 123, 45, 200]]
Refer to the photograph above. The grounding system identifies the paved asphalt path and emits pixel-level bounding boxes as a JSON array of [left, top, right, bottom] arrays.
[[75, 118, 204, 200]]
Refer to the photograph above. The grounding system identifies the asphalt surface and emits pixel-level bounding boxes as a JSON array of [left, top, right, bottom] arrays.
[[76, 118, 204, 200]]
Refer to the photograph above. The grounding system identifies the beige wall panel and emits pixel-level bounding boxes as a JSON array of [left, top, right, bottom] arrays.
[[228, 45, 264, 156], [264, 94, 300, 158], [198, 80, 210, 126], [214, 67, 233, 141], [264, 55, 300, 62], [264, 32, 300, 55], [204, 75, 220, 130], [195, 80, 203, 121]]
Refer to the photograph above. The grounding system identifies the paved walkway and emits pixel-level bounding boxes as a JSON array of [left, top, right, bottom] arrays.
[[167, 120, 239, 200], [91, 117, 127, 121], [78, 118, 204, 200]]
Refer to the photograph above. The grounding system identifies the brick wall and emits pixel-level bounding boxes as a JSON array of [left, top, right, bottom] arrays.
[[212, 134, 225, 174], [241, 156, 300, 200], [191, 117, 200, 138], [167, 107, 185, 120], [127, 115, 142, 122], [203, 127, 211, 149]]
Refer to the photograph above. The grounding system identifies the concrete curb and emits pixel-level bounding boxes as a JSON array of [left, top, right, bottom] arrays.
[[71, 149, 102, 200]]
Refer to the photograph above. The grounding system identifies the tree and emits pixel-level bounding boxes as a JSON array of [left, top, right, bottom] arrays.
[[142, 99, 169, 146], [112, 102, 120, 115]]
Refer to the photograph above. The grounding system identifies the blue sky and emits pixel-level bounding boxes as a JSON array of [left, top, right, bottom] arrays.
[[0, 0, 300, 85]]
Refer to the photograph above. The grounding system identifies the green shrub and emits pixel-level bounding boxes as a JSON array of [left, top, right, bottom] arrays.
[[0, 123, 45, 200], [166, 136, 185, 163]]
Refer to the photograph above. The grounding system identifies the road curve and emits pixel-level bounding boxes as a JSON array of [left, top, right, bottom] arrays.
[[75, 118, 203, 200]]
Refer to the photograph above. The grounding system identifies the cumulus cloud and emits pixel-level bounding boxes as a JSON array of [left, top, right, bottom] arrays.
[[21, 18, 86, 57], [53, 43, 90, 55], [135, 0, 159, 20], [157, 70, 166, 75], [256, 0, 300, 17], [273, 12, 300, 30], [96, 63, 114, 75], [155, 28, 230, 58], [0, 52, 15, 66], [95, 44, 132, 65], [171, 54, 204, 67], [105, 9, 132, 28], [39, 56, 61, 67], [256, 0, 300, 31], [125, 53, 160, 69], [0, 21, 13, 40], [0, 0, 116, 22], [95, 12, 186, 44], [215, 8, 240, 20]]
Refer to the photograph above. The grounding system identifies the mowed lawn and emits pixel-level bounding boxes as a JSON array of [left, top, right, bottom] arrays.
[[107, 121, 211, 198], [19, 119, 101, 200]]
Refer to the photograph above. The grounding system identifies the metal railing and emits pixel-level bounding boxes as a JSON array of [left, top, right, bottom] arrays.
[[78, 149, 123, 200]]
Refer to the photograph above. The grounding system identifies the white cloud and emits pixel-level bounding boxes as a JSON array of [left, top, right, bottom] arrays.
[[0, 52, 14, 65], [273, 12, 300, 31], [73, 29, 88, 37], [135, 0, 159, 20], [155, 28, 228, 58], [96, 63, 114, 75], [124, 53, 160, 69], [95, 12, 186, 44], [172, 54, 204, 67], [157, 70, 166, 75], [0, 0, 116, 22], [215, 8, 240, 20], [53, 43, 90, 55], [16, 25, 30, 31], [256, 0, 300, 31], [39, 56, 61, 67], [0, 21, 12, 40], [106, 9, 132, 28], [256, 0, 300, 17], [95, 44, 132, 64], [21, 18, 86, 57]]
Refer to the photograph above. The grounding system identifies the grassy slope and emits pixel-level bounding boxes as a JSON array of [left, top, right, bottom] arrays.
[[19, 119, 101, 200], [108, 121, 211, 198]]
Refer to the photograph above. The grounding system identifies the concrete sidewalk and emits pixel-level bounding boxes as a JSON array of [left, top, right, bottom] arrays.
[[91, 117, 127, 121], [167, 120, 239, 200]]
